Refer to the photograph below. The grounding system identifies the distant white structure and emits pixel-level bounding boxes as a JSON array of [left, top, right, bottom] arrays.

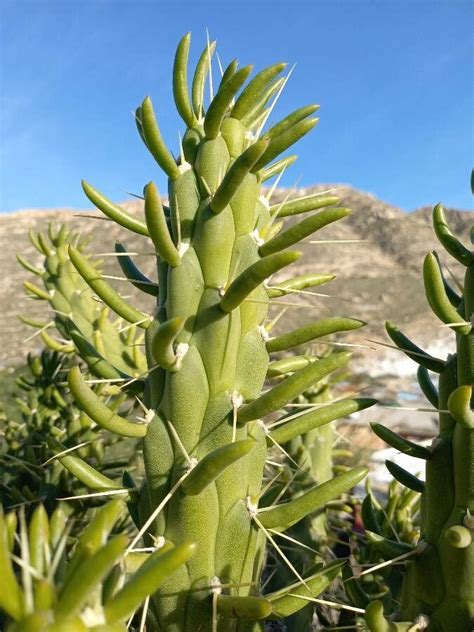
[[369, 443, 430, 487]]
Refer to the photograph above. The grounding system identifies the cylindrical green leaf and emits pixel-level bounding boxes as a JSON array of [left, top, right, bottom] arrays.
[[40, 330, 74, 353], [270, 398, 376, 445], [267, 317, 365, 352], [69, 245, 150, 327], [417, 366, 439, 409], [267, 355, 314, 377], [365, 600, 395, 632], [342, 565, 371, 610], [28, 505, 49, 575], [17, 254, 43, 276], [259, 155, 297, 182], [182, 440, 255, 495], [385, 321, 446, 373], [68, 328, 133, 384], [211, 138, 270, 213], [219, 58, 238, 87], [140, 97, 181, 181], [240, 77, 285, 127], [68, 366, 148, 438], [23, 280, 51, 301], [216, 595, 273, 620], [267, 273, 335, 298], [76, 500, 125, 555], [231, 63, 286, 120], [448, 385, 474, 429], [266, 560, 344, 617], [150, 317, 186, 371], [385, 460, 425, 493], [104, 542, 196, 623], [252, 117, 318, 172], [221, 251, 301, 313], [28, 228, 43, 253], [365, 530, 415, 559], [81, 181, 149, 236], [273, 193, 340, 218], [0, 510, 23, 620], [238, 352, 351, 424], [144, 182, 181, 267], [115, 242, 159, 297], [18, 315, 49, 329], [260, 207, 350, 257], [173, 33, 196, 128], [423, 251, 471, 334], [361, 495, 383, 535], [48, 437, 123, 491], [204, 66, 253, 139], [56, 536, 127, 618], [370, 423, 431, 459], [266, 104, 319, 139], [432, 251, 462, 306], [192, 41, 216, 118], [259, 466, 368, 530], [433, 204, 473, 267]]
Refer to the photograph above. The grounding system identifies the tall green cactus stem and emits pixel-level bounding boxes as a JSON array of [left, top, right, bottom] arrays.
[[366, 203, 473, 632], [64, 34, 372, 631]]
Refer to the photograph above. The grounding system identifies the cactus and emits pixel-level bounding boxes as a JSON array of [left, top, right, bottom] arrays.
[[0, 349, 137, 512], [45, 34, 377, 630], [340, 477, 420, 629], [0, 500, 195, 631], [8, 226, 145, 510], [283, 352, 355, 544], [264, 351, 369, 630], [365, 200, 473, 631], [1, 349, 81, 508], [19, 225, 147, 382]]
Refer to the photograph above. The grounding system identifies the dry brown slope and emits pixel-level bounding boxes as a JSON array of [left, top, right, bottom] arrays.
[[0, 184, 472, 368]]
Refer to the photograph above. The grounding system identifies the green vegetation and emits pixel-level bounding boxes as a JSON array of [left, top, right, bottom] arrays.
[[0, 33, 472, 632]]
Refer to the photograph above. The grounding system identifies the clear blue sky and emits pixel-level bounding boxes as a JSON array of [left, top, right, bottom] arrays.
[[1, 0, 472, 213]]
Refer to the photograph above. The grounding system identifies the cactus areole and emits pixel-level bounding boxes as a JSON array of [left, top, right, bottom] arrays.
[[65, 34, 370, 630]]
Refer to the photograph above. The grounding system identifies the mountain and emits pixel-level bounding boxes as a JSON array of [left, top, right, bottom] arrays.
[[1, 184, 472, 374]]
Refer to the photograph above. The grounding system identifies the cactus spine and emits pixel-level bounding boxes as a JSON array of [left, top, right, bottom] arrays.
[[54, 34, 374, 630], [366, 200, 473, 631]]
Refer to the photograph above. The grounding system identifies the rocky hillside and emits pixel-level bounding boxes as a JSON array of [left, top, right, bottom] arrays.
[[1, 184, 472, 375]]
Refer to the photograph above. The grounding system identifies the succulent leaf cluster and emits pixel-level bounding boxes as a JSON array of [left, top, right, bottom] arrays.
[[0, 346, 140, 513], [3, 225, 147, 511], [19, 225, 147, 381], [0, 500, 194, 631]]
